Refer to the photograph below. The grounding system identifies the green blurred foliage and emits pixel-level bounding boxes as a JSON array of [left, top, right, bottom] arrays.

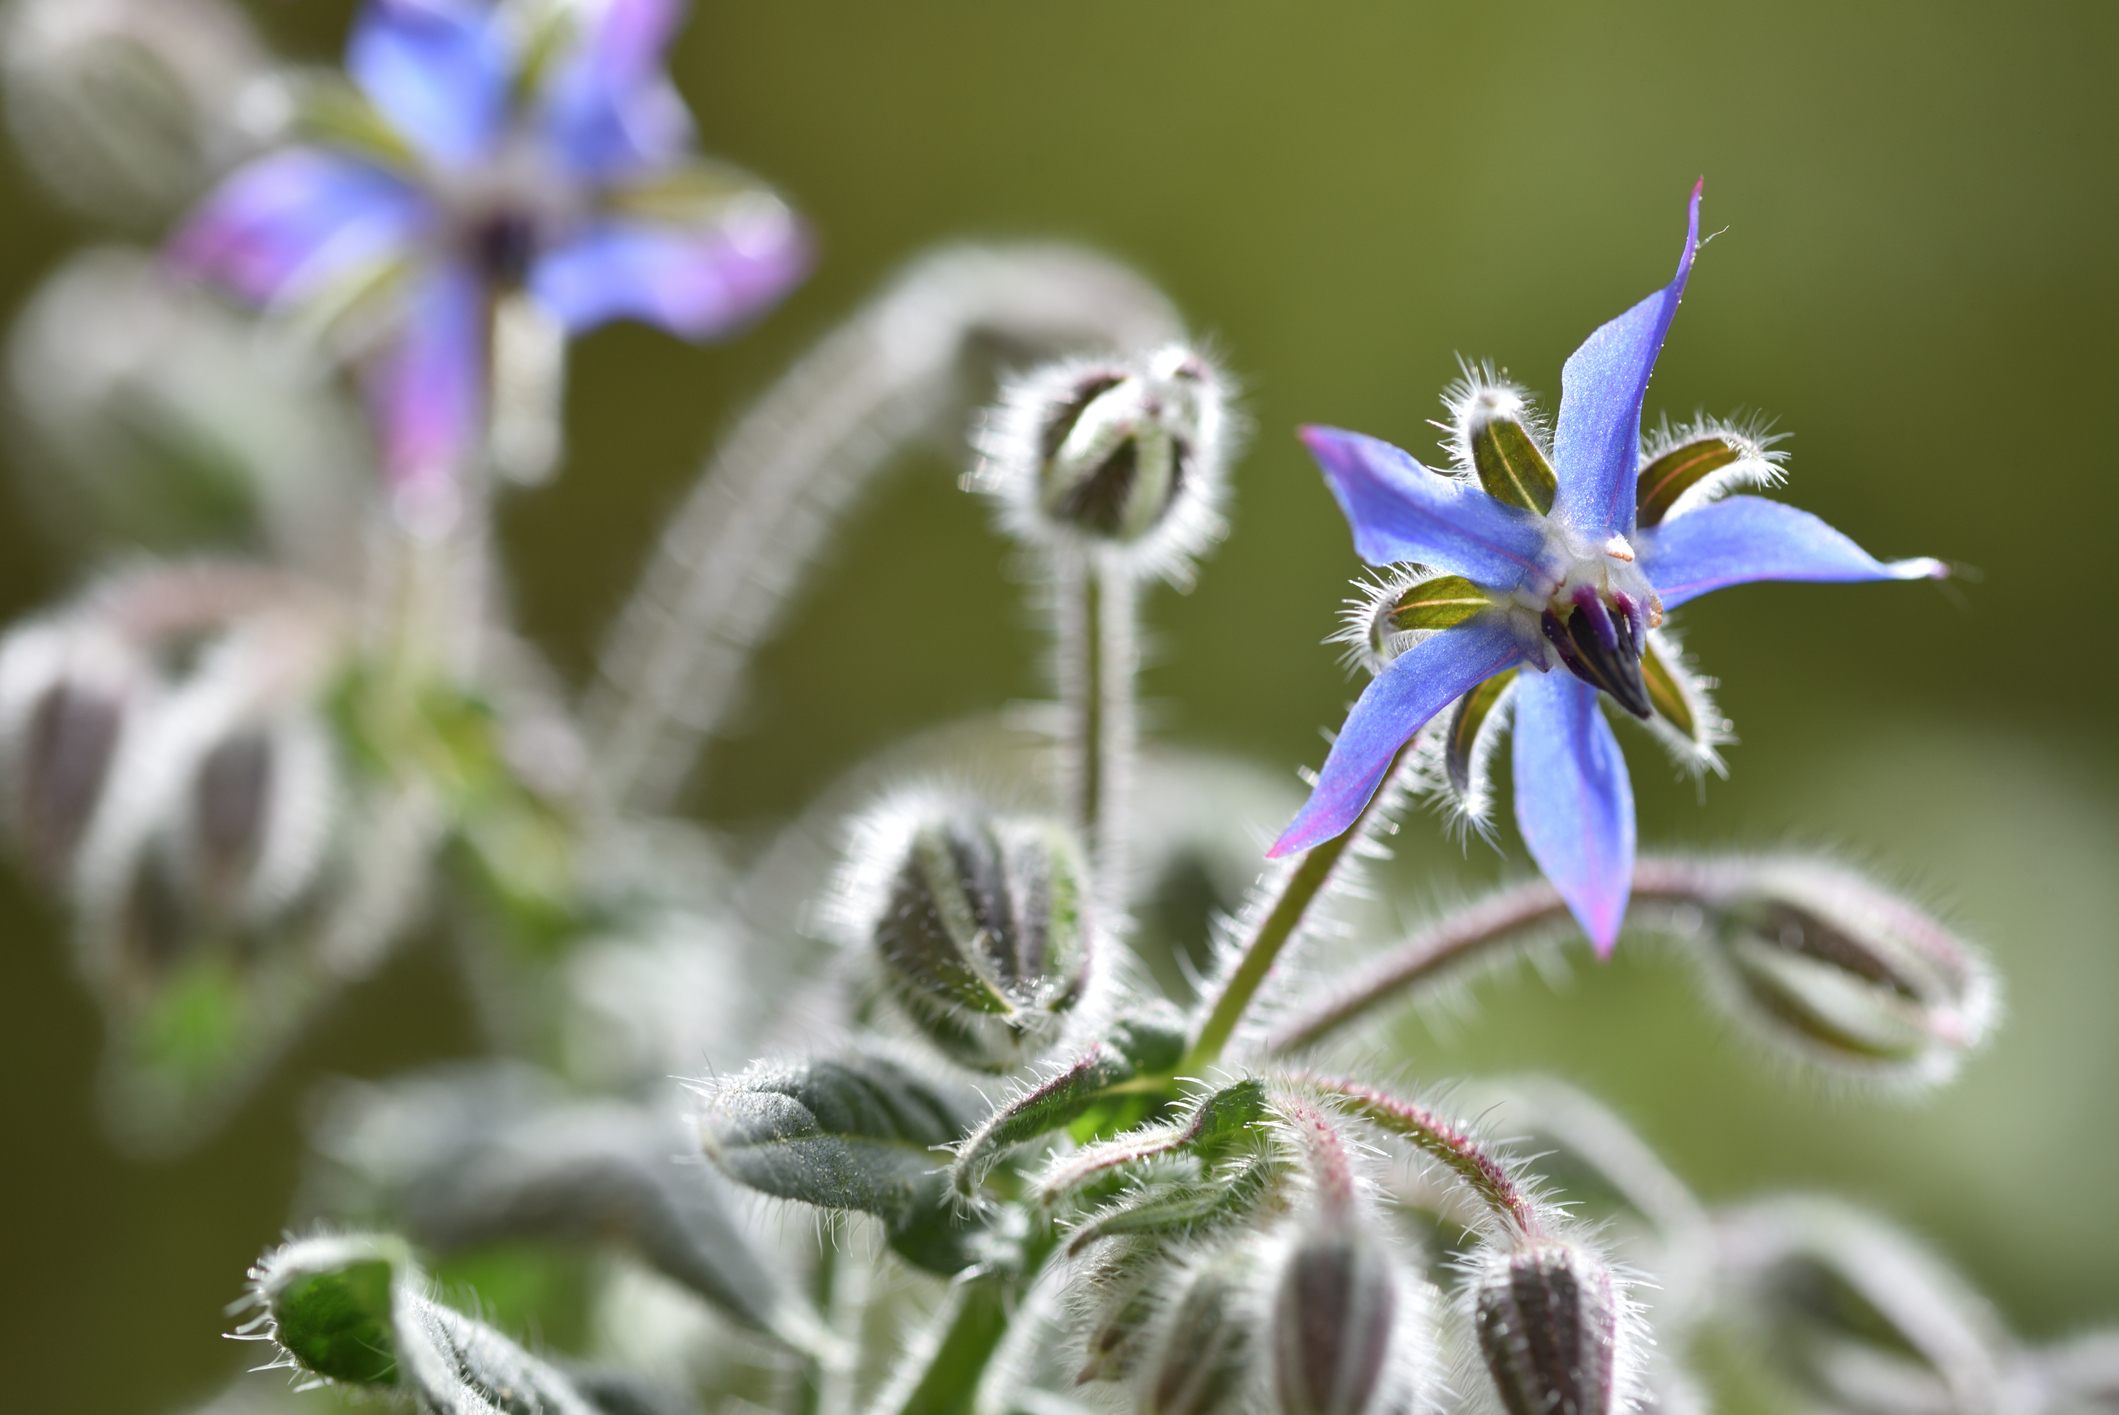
[[0, 1, 2113, 1409]]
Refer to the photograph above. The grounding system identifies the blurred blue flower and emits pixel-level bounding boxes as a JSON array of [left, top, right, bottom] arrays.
[[1272, 182, 1945, 954], [172, 0, 810, 494]]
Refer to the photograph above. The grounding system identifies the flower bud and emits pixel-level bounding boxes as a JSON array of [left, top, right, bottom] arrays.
[[0, 0, 269, 227], [176, 711, 336, 923], [974, 344, 1234, 582], [1471, 1238, 1635, 1415], [1270, 1222, 1419, 1415], [0, 621, 147, 880], [1140, 1243, 1265, 1415], [834, 793, 1094, 1071], [5, 249, 369, 564], [1701, 857, 1996, 1085]]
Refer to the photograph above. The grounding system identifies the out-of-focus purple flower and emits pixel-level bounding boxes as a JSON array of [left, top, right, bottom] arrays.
[[171, 0, 810, 496], [1271, 182, 1945, 955]]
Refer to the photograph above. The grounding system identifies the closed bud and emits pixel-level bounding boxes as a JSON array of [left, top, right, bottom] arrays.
[[1471, 1238, 1637, 1415], [0, 621, 147, 880], [1700, 857, 1997, 1086], [0, 0, 269, 226], [974, 344, 1235, 582], [175, 710, 336, 924], [834, 793, 1094, 1071], [1270, 1221, 1422, 1415], [6, 249, 368, 564], [1140, 1243, 1265, 1415]]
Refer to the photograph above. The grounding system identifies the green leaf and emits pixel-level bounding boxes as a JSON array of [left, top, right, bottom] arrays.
[[1065, 1154, 1283, 1256], [700, 1052, 979, 1225], [256, 1237, 408, 1387], [1038, 1078, 1270, 1206]]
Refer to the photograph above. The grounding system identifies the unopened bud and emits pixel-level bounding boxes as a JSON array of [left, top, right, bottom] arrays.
[[0, 0, 269, 226], [0, 621, 146, 879], [975, 344, 1234, 581], [835, 794, 1093, 1071], [179, 712, 335, 922], [1447, 370, 1557, 515], [1702, 857, 1996, 1085], [1270, 1222, 1419, 1415], [1140, 1244, 1264, 1415], [1471, 1238, 1634, 1415], [6, 249, 368, 564]]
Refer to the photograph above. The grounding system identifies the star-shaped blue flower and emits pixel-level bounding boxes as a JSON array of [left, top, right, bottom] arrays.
[[1271, 182, 1945, 954], [171, 0, 809, 495]]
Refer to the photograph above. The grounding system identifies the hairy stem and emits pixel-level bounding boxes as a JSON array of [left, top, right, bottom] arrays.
[[1057, 554, 1137, 907], [875, 1223, 1063, 1415], [584, 245, 1181, 814], [1267, 858, 1721, 1054], [1296, 1073, 1545, 1237], [1183, 740, 1422, 1070]]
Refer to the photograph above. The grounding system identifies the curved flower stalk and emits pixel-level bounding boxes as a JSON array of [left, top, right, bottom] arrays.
[[171, 0, 808, 503], [1271, 181, 1947, 953]]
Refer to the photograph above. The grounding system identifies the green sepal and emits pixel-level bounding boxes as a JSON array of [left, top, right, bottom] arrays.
[[607, 160, 779, 227], [1383, 575, 1493, 636], [1445, 669, 1516, 801], [1636, 433, 1746, 527], [1468, 411, 1557, 514], [1640, 639, 1698, 744], [286, 77, 419, 171]]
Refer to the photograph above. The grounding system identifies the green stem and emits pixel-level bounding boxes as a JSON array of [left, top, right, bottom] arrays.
[[879, 1222, 1064, 1415], [1059, 555, 1136, 907], [1182, 739, 1418, 1070]]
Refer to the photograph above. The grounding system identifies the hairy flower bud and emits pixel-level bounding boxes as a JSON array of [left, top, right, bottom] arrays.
[[1471, 1238, 1637, 1415], [1270, 1221, 1423, 1415], [834, 793, 1094, 1071], [974, 344, 1235, 582], [0, 0, 269, 226], [1140, 1243, 1265, 1415], [1700, 857, 1996, 1085], [0, 620, 147, 880]]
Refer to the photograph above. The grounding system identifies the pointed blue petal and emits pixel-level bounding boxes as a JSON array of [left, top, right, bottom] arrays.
[[1513, 670, 1635, 956], [540, 0, 694, 176], [348, 0, 508, 167], [1551, 181, 1703, 540], [529, 208, 810, 338], [366, 260, 485, 495], [1270, 618, 1524, 857], [1638, 494, 1948, 610], [170, 149, 422, 304], [1299, 426, 1547, 589]]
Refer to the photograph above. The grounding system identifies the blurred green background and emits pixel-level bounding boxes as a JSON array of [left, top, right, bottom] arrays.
[[3, 1, 2116, 1409]]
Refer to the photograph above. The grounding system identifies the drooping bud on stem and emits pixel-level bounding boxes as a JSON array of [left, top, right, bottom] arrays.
[[1700, 856, 1996, 1085], [1471, 1238, 1635, 1415], [973, 344, 1235, 583], [833, 792, 1094, 1071]]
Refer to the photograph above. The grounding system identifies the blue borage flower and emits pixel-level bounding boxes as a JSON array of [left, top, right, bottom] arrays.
[[171, 0, 809, 497], [1271, 182, 1946, 955]]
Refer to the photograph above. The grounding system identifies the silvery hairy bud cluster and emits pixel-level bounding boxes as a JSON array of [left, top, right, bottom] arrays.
[[973, 344, 1236, 582], [1692, 856, 1997, 1086], [0, 0, 269, 226], [6, 249, 369, 568], [1470, 1236, 1638, 1415], [831, 791, 1096, 1071]]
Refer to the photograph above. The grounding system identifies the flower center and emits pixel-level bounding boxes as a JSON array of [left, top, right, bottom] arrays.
[[439, 138, 587, 286], [1510, 529, 1664, 718]]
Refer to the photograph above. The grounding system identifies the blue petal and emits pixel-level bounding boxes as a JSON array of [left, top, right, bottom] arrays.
[[348, 0, 508, 167], [170, 149, 423, 304], [1550, 181, 1703, 540], [366, 260, 486, 494], [1513, 670, 1635, 956], [1638, 495, 1948, 610], [1270, 618, 1524, 857], [1299, 426, 1547, 589], [540, 0, 694, 176], [528, 206, 810, 337]]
